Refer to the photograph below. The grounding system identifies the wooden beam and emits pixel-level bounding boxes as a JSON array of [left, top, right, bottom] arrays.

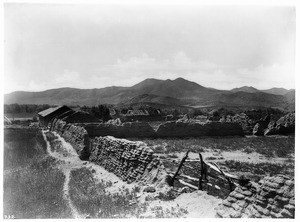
[[178, 179, 198, 190], [210, 162, 235, 192], [179, 174, 198, 182], [206, 162, 239, 180], [171, 151, 190, 186]]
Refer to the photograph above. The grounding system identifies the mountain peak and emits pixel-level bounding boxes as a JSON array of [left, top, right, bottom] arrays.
[[231, 86, 259, 93]]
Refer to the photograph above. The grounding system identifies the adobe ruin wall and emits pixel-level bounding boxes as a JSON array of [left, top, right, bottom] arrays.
[[156, 121, 244, 137], [82, 120, 244, 138], [50, 118, 90, 160], [89, 136, 169, 186], [50, 119, 169, 187], [83, 121, 156, 138], [49, 119, 294, 218]]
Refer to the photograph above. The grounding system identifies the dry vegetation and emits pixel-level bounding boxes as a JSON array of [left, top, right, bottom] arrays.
[[3, 128, 72, 219], [138, 135, 294, 157], [69, 167, 146, 218]]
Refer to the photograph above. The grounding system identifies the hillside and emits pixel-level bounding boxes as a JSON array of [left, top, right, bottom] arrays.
[[261, 87, 290, 95], [231, 86, 259, 93], [120, 94, 184, 106], [4, 77, 295, 111], [213, 91, 289, 108]]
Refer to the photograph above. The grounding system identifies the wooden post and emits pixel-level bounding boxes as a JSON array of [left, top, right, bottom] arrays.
[[198, 153, 203, 190], [170, 151, 189, 186]]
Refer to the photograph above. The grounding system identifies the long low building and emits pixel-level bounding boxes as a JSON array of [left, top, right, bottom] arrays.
[[38, 105, 100, 127], [38, 105, 72, 127]]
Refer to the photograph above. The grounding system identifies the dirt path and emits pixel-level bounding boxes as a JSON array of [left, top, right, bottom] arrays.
[[42, 130, 84, 219], [62, 170, 82, 218]]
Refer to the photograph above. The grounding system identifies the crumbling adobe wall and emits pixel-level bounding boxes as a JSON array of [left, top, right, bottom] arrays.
[[50, 119, 90, 160], [89, 136, 169, 187], [50, 119, 169, 187], [84, 121, 156, 138], [216, 175, 295, 218], [156, 121, 244, 137], [264, 112, 295, 136]]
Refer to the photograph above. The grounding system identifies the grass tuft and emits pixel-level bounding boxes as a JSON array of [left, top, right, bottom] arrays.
[[69, 167, 146, 218]]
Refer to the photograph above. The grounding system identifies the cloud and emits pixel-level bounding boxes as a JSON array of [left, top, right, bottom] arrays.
[[55, 69, 80, 85], [97, 52, 220, 77], [89, 53, 294, 90], [236, 64, 295, 89]]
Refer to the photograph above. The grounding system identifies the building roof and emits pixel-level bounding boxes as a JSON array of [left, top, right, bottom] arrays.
[[38, 105, 71, 117], [56, 110, 76, 119]]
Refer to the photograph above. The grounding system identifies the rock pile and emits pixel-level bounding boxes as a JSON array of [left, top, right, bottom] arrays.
[[89, 136, 169, 186], [156, 121, 244, 137], [84, 121, 156, 138], [216, 175, 295, 218], [50, 119, 90, 160]]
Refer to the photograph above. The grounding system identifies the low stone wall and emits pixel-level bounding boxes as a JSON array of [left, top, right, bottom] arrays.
[[156, 121, 244, 137], [216, 175, 295, 218], [89, 136, 168, 186], [84, 121, 156, 138], [50, 119, 90, 160]]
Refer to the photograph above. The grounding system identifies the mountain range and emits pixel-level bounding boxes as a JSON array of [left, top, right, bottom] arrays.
[[4, 77, 295, 111]]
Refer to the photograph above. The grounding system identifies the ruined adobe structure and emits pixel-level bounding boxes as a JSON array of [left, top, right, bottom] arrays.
[[83, 119, 244, 138], [253, 112, 295, 136], [216, 175, 295, 218], [156, 121, 244, 137], [89, 136, 168, 187], [84, 121, 156, 138], [50, 119, 169, 187], [50, 119, 294, 218], [50, 118, 91, 160]]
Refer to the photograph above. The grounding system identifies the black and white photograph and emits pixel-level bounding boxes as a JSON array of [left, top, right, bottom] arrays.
[[2, 0, 297, 219]]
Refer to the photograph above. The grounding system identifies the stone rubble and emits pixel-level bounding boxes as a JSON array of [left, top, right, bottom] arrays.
[[216, 175, 295, 218]]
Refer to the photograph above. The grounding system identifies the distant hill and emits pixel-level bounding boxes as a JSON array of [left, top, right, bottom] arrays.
[[4, 77, 295, 111], [121, 94, 184, 106], [214, 91, 289, 108], [130, 77, 219, 99], [261, 87, 290, 95], [231, 86, 259, 93]]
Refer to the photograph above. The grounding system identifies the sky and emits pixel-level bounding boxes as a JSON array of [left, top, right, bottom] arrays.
[[3, 3, 296, 93]]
